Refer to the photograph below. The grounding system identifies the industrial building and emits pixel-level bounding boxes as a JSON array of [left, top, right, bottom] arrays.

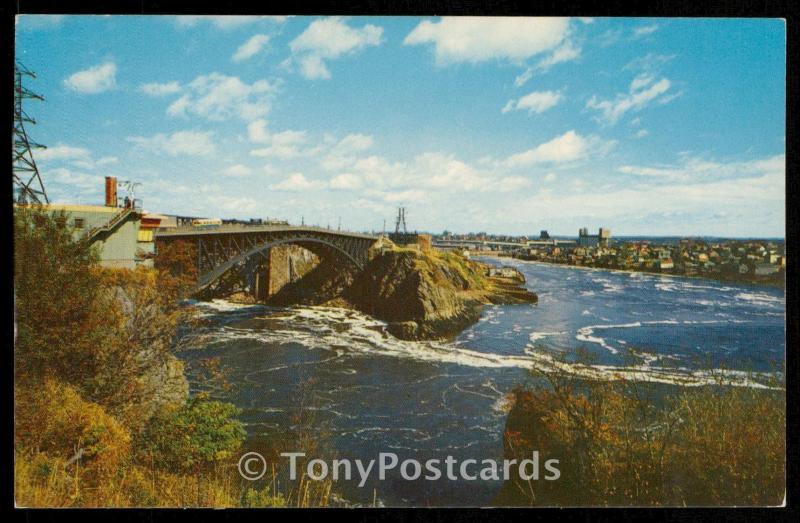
[[34, 177, 160, 269], [578, 227, 611, 248]]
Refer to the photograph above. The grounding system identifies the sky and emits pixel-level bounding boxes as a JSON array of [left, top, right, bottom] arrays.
[[15, 15, 786, 237]]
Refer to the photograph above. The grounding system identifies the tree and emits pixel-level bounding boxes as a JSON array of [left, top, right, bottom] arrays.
[[154, 239, 198, 301], [14, 206, 107, 381]]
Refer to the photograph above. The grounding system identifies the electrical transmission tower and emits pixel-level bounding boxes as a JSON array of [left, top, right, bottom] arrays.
[[394, 207, 407, 235], [13, 61, 48, 204]]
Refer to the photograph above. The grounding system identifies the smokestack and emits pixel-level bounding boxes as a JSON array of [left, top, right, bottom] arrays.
[[105, 176, 117, 207]]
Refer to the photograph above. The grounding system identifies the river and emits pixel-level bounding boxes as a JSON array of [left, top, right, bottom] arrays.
[[179, 257, 785, 507]]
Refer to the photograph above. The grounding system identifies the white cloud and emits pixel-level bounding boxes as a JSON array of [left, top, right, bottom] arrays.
[[139, 81, 181, 96], [233, 34, 270, 62], [404, 17, 571, 65], [49, 167, 105, 192], [127, 130, 216, 156], [289, 17, 383, 79], [338, 151, 533, 195], [517, 155, 784, 235], [212, 195, 258, 213], [634, 129, 650, 139], [247, 119, 271, 143], [321, 133, 375, 170], [599, 29, 624, 48], [633, 24, 659, 38], [250, 130, 308, 158], [618, 154, 784, 183], [269, 173, 322, 191], [505, 130, 614, 167], [333, 133, 374, 154], [586, 74, 673, 124], [73, 156, 118, 170], [329, 173, 363, 190], [624, 53, 676, 72], [379, 189, 428, 203], [513, 39, 581, 88], [167, 73, 277, 121], [35, 144, 118, 170], [502, 90, 563, 114], [514, 69, 534, 88], [630, 73, 655, 91], [63, 62, 117, 93], [175, 16, 287, 30], [222, 164, 252, 177], [536, 39, 581, 70], [36, 144, 91, 162], [544, 172, 557, 182], [16, 15, 66, 30]]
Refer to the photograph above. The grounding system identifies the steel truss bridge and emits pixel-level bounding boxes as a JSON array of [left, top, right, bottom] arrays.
[[154, 225, 379, 293]]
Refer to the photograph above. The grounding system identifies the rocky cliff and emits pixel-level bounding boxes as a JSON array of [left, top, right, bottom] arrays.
[[268, 247, 537, 340]]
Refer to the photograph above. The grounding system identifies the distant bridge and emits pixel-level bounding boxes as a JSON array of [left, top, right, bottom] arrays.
[[433, 238, 577, 251], [154, 225, 379, 294]]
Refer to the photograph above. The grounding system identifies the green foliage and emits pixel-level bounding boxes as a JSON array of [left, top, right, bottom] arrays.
[[241, 487, 287, 508], [141, 396, 246, 473], [14, 206, 104, 380]]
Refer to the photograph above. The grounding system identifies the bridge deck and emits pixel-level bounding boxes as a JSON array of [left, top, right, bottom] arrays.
[[154, 225, 378, 240]]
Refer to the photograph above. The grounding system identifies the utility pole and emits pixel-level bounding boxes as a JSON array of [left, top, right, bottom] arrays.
[[13, 61, 48, 204]]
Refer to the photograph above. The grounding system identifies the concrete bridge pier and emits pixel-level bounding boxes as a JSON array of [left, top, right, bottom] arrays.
[[243, 246, 296, 301], [245, 256, 269, 301]]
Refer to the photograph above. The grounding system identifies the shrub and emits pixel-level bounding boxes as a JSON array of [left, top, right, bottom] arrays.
[[140, 396, 246, 474]]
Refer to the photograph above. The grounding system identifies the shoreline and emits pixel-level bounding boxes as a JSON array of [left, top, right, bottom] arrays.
[[476, 254, 785, 291]]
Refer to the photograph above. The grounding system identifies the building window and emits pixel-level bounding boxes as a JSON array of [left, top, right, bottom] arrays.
[[73, 218, 85, 229]]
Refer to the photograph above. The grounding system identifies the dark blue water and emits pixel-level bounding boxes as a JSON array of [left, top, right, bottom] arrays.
[[180, 258, 785, 507]]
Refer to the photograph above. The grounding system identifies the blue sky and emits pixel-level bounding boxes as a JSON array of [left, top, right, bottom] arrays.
[[15, 15, 785, 237]]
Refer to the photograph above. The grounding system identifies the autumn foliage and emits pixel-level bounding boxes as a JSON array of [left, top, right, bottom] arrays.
[[13, 207, 266, 507], [496, 371, 785, 506]]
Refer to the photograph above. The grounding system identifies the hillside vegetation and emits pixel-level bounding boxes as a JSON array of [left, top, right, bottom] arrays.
[[13, 207, 313, 507], [495, 368, 786, 507]]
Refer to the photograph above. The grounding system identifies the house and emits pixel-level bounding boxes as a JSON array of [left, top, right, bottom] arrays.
[[754, 263, 779, 276]]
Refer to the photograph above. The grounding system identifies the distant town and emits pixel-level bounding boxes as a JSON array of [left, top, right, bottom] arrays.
[[431, 227, 785, 287]]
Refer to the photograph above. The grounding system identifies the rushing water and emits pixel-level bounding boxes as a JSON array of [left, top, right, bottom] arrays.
[[179, 258, 785, 507]]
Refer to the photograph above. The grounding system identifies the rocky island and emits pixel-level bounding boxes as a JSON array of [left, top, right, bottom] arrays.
[[262, 246, 537, 340]]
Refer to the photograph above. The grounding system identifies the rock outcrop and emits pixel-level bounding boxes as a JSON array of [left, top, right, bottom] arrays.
[[267, 248, 537, 340]]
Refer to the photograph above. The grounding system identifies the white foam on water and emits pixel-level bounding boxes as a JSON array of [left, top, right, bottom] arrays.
[[523, 345, 779, 390], [735, 292, 784, 306], [529, 331, 566, 343], [192, 302, 780, 390], [591, 277, 624, 293]]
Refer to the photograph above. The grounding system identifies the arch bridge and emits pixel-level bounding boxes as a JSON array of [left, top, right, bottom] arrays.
[[154, 225, 379, 295]]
